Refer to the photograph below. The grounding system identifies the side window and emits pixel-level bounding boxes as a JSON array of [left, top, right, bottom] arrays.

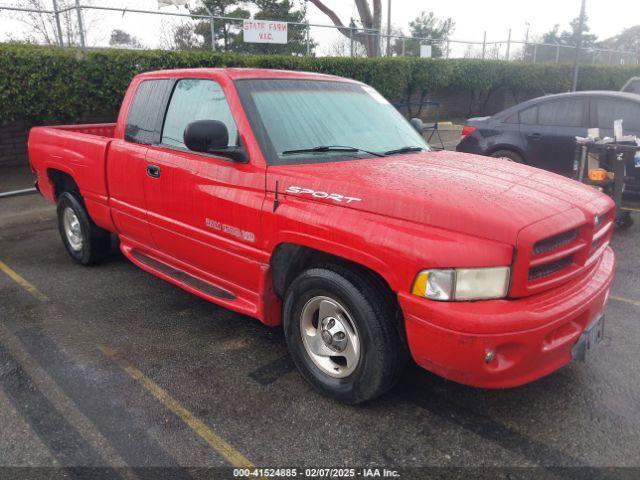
[[162, 79, 238, 150], [538, 99, 585, 127], [519, 106, 538, 124], [596, 98, 640, 131], [125, 80, 174, 145]]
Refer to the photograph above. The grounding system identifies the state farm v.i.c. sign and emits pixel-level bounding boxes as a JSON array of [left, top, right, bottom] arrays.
[[243, 20, 288, 44]]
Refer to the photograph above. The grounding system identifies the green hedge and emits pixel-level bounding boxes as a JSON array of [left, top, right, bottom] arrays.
[[1, 43, 639, 124]]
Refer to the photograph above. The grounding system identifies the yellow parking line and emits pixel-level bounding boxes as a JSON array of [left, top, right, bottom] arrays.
[[611, 295, 640, 307], [0, 323, 133, 475], [98, 345, 255, 469], [0, 261, 48, 302]]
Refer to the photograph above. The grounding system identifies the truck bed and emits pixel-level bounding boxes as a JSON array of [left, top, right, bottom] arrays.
[[28, 123, 117, 219], [47, 123, 116, 138]]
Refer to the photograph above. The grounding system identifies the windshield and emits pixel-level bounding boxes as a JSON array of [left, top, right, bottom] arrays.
[[235, 79, 430, 165]]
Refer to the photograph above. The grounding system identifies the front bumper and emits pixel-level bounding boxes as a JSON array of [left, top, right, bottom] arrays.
[[399, 247, 615, 388]]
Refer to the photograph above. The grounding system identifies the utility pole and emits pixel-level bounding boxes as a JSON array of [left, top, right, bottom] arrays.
[[386, 0, 392, 57], [572, 0, 586, 92]]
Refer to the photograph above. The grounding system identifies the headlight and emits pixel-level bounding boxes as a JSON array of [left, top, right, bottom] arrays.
[[411, 267, 511, 301]]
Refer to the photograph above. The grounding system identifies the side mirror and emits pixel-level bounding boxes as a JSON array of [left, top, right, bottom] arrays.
[[184, 120, 247, 162], [410, 117, 425, 134]]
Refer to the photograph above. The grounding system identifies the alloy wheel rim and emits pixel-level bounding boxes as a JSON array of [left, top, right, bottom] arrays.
[[63, 207, 83, 252], [299, 296, 360, 378]]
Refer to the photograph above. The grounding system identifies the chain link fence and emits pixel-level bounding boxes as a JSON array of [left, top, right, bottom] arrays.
[[2, 2, 639, 65]]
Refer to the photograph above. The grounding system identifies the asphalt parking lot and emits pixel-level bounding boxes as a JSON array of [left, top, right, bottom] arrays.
[[1, 187, 639, 478]]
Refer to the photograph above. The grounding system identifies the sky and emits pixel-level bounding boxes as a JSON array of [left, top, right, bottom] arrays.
[[307, 0, 637, 44], [1, 0, 637, 54]]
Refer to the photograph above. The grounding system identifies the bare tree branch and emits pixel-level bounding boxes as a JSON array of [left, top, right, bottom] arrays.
[[308, 0, 382, 56], [307, 0, 350, 35]]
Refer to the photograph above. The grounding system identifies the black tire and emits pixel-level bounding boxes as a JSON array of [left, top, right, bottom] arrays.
[[56, 192, 111, 266], [615, 212, 634, 230], [491, 149, 524, 164], [283, 264, 407, 404]]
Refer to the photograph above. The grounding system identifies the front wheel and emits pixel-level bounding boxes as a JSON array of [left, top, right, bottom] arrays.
[[283, 265, 406, 404], [57, 192, 111, 266]]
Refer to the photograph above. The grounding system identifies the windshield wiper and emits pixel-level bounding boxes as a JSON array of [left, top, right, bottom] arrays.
[[282, 145, 385, 157], [384, 146, 426, 156]]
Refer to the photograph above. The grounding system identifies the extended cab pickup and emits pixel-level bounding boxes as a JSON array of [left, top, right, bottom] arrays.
[[29, 68, 616, 403]]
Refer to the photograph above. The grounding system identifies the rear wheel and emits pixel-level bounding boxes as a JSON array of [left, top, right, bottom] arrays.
[[57, 192, 111, 265], [283, 265, 406, 404], [491, 149, 524, 164]]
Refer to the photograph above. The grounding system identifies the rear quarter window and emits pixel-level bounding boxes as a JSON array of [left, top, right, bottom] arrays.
[[595, 98, 640, 131], [623, 79, 640, 95], [125, 80, 175, 145]]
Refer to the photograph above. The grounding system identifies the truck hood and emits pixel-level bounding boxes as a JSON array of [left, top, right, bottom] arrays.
[[268, 151, 605, 245]]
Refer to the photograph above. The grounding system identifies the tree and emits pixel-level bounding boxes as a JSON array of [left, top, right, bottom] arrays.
[[308, 0, 382, 57], [395, 11, 454, 57], [542, 24, 562, 45], [189, 0, 312, 55], [109, 29, 141, 49], [248, 0, 314, 55], [534, 15, 598, 64], [542, 15, 597, 48], [160, 21, 203, 50], [563, 15, 597, 48], [599, 25, 640, 52], [9, 0, 96, 47], [190, 0, 251, 51]]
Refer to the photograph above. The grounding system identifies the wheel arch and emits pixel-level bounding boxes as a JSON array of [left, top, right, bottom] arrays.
[[48, 168, 80, 201], [270, 242, 397, 306], [486, 144, 528, 163]]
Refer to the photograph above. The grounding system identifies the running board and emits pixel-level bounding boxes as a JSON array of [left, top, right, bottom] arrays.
[[130, 250, 236, 300]]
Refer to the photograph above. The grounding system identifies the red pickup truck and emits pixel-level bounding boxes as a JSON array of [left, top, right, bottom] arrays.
[[29, 68, 615, 403]]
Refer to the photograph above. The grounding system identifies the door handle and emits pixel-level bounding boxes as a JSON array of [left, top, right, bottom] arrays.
[[146, 164, 161, 178], [528, 133, 542, 141]]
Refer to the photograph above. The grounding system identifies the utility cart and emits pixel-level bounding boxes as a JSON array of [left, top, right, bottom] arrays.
[[575, 136, 640, 230]]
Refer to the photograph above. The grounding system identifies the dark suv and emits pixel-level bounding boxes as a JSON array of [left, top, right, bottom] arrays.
[[456, 91, 640, 190]]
